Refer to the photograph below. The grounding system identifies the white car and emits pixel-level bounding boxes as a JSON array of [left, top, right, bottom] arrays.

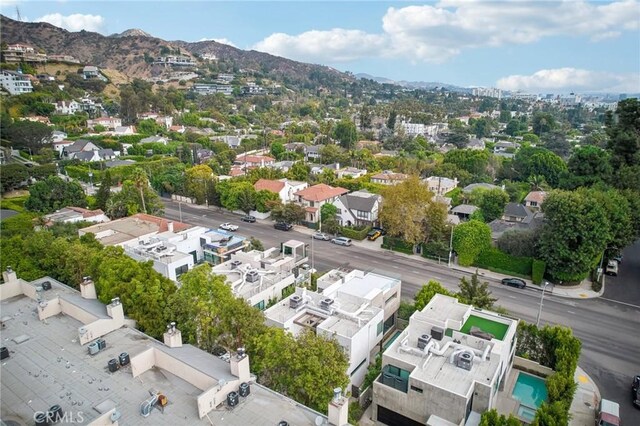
[[605, 260, 618, 276], [312, 232, 330, 241], [219, 223, 238, 231]]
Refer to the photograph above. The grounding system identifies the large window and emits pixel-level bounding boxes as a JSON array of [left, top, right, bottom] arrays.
[[174, 264, 189, 277], [376, 321, 384, 336], [378, 365, 410, 393], [254, 300, 265, 311]]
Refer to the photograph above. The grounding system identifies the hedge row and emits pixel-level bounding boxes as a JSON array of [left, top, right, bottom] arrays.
[[532, 260, 546, 285], [381, 236, 414, 255], [421, 240, 449, 259], [474, 247, 533, 277], [340, 226, 371, 241]]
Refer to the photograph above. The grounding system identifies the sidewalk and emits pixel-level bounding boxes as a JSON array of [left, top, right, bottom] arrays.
[[570, 366, 600, 426]]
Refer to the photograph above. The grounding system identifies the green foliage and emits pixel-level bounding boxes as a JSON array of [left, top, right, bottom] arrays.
[[248, 237, 264, 251], [398, 301, 416, 320], [496, 229, 539, 258], [333, 119, 357, 149], [532, 260, 546, 285], [421, 239, 450, 260], [5, 120, 53, 153], [443, 149, 489, 175], [477, 188, 510, 222], [513, 147, 567, 187], [0, 164, 30, 193], [606, 99, 640, 168], [0, 195, 28, 212], [414, 280, 456, 311], [452, 220, 491, 266], [0, 212, 38, 238], [106, 173, 164, 219], [480, 409, 522, 426], [381, 236, 414, 254], [270, 202, 306, 224], [254, 190, 279, 213], [361, 354, 382, 391], [348, 401, 364, 426], [95, 170, 112, 210], [532, 401, 571, 426], [25, 176, 87, 213], [457, 273, 496, 309], [474, 247, 533, 277], [340, 225, 370, 241]]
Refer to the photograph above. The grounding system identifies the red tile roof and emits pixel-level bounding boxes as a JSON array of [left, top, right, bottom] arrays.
[[67, 206, 105, 218], [525, 191, 547, 204], [294, 184, 348, 202], [254, 179, 285, 193], [130, 213, 192, 232], [236, 155, 275, 164]]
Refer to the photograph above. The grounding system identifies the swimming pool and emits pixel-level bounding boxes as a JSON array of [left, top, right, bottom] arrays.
[[512, 371, 548, 421]]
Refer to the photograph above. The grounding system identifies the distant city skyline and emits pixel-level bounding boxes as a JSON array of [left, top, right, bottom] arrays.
[[2, 1, 639, 94]]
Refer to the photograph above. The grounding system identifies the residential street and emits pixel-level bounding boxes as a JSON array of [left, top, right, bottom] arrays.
[[163, 199, 640, 423]]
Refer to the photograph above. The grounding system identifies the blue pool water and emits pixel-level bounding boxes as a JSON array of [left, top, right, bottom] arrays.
[[512, 371, 548, 419]]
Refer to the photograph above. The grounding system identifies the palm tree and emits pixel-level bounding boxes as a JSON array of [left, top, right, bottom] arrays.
[[527, 175, 547, 191], [130, 168, 149, 214]]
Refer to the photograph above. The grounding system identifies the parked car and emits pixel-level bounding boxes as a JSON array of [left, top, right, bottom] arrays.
[[595, 399, 620, 426], [312, 232, 330, 241], [367, 229, 382, 241], [372, 227, 387, 236], [241, 215, 256, 223], [632, 375, 640, 408], [605, 260, 619, 276], [613, 255, 623, 264], [501, 278, 527, 289], [219, 223, 238, 231], [331, 237, 352, 246], [274, 222, 293, 231]]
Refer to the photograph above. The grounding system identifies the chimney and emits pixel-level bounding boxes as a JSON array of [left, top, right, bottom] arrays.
[[163, 322, 182, 348], [106, 297, 124, 321], [80, 276, 97, 299], [2, 267, 17, 283], [167, 221, 174, 233], [328, 388, 349, 426], [230, 347, 250, 382]]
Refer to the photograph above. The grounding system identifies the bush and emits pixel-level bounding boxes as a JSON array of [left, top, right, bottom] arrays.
[[532, 260, 546, 285], [452, 220, 491, 266], [340, 225, 371, 241], [474, 247, 533, 277], [348, 401, 364, 425], [381, 236, 414, 254], [398, 301, 416, 320], [421, 240, 449, 260]]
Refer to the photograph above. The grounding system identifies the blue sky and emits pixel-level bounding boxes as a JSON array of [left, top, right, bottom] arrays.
[[3, 1, 639, 93]]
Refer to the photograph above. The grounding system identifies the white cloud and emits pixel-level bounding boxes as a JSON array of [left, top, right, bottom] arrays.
[[35, 13, 105, 33], [252, 0, 639, 63], [198, 37, 237, 47], [496, 68, 640, 93]]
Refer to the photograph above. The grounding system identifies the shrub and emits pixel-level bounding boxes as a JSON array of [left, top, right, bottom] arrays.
[[348, 401, 364, 425], [398, 301, 416, 320], [474, 247, 533, 277], [340, 225, 370, 241], [452, 220, 491, 266], [421, 240, 449, 260], [381, 236, 414, 254], [532, 260, 546, 285]]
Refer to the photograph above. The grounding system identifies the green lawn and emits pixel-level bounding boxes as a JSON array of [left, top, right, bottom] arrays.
[[460, 314, 509, 341]]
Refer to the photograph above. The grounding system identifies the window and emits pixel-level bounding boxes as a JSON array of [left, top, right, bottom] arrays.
[[410, 385, 423, 393], [356, 210, 368, 219], [384, 292, 397, 305], [254, 300, 265, 311], [174, 264, 189, 277], [376, 321, 384, 336]]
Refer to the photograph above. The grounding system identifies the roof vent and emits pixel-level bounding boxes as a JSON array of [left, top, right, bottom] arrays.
[[230, 260, 242, 269], [430, 326, 444, 341], [290, 295, 303, 309], [417, 334, 432, 350], [227, 391, 239, 408], [455, 352, 473, 370], [245, 270, 260, 283], [320, 298, 334, 310]]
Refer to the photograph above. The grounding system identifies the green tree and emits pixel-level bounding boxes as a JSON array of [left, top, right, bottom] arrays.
[[457, 273, 496, 309], [532, 112, 556, 136], [386, 110, 397, 130], [106, 178, 163, 218], [270, 202, 306, 224], [531, 401, 570, 426], [414, 280, 455, 311], [270, 141, 285, 160], [254, 190, 279, 213], [505, 119, 521, 136], [5, 120, 53, 153], [445, 130, 469, 149], [606, 99, 640, 168], [248, 237, 264, 251], [333, 119, 357, 149], [287, 161, 310, 181], [538, 190, 609, 282], [25, 176, 87, 213], [561, 146, 612, 189], [320, 203, 340, 234], [443, 149, 490, 176], [478, 188, 509, 222], [513, 147, 567, 187], [185, 164, 215, 205], [95, 170, 112, 210], [452, 220, 492, 266], [582, 188, 635, 256], [0, 164, 30, 193], [480, 409, 521, 426]]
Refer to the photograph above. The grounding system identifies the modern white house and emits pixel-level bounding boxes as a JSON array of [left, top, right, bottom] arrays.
[[254, 178, 309, 204], [87, 117, 122, 130], [0, 70, 33, 95], [43, 207, 109, 227], [423, 176, 459, 196], [372, 294, 518, 426], [332, 190, 381, 227], [212, 240, 310, 310]]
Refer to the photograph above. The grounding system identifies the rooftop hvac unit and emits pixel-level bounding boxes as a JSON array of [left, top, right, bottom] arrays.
[[230, 260, 242, 270], [0, 347, 9, 360], [245, 270, 260, 283], [119, 352, 130, 366], [289, 295, 303, 309], [417, 334, 432, 350], [227, 391, 239, 407], [430, 326, 444, 341], [239, 382, 250, 397], [108, 359, 118, 373], [96, 338, 106, 350], [88, 342, 100, 355], [455, 352, 473, 371], [320, 298, 334, 310], [41, 281, 52, 291]]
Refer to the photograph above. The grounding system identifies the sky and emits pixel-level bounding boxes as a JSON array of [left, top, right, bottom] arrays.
[[2, 0, 639, 93]]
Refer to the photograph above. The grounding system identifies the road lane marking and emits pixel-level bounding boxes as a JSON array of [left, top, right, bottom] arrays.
[[567, 310, 575, 314], [598, 297, 640, 309]]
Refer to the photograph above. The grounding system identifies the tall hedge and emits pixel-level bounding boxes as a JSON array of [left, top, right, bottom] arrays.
[[340, 226, 371, 241], [532, 260, 546, 285], [381, 236, 414, 254], [452, 220, 491, 266], [474, 247, 533, 277]]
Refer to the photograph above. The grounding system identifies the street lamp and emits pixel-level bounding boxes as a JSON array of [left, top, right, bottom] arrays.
[[448, 224, 455, 268], [88, 171, 94, 194], [535, 281, 551, 328]]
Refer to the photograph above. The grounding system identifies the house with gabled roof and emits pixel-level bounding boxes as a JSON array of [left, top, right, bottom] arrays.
[[62, 139, 100, 159], [332, 190, 381, 227], [235, 154, 275, 170], [293, 184, 349, 224], [371, 171, 409, 186], [502, 203, 532, 223], [524, 191, 547, 210], [254, 178, 308, 204]]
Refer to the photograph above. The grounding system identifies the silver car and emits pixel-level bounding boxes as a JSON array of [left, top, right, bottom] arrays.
[[312, 232, 330, 240], [331, 237, 352, 246]]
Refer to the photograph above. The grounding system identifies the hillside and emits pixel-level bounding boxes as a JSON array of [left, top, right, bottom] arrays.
[[0, 15, 354, 90]]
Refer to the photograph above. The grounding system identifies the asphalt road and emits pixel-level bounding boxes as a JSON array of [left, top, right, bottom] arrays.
[[603, 240, 640, 305], [163, 199, 640, 423]]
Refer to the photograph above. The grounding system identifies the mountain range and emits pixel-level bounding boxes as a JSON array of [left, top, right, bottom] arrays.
[[355, 73, 472, 93]]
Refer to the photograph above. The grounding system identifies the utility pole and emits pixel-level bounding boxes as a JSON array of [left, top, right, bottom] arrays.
[[535, 282, 550, 327]]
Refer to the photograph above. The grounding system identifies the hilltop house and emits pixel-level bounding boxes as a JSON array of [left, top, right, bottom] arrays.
[[87, 117, 122, 130], [524, 191, 547, 210], [0, 70, 33, 95]]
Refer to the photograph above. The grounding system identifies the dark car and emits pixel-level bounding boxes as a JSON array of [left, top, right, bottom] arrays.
[[501, 278, 527, 289], [241, 215, 256, 223], [372, 227, 387, 236], [274, 222, 293, 231], [633, 375, 640, 408]]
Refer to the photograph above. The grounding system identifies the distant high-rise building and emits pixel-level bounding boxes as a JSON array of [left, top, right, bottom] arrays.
[[472, 87, 502, 99]]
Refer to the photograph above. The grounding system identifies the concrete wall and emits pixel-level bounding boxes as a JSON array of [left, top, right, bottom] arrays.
[[130, 347, 155, 378], [57, 298, 100, 324], [513, 356, 554, 378], [87, 408, 119, 426], [154, 349, 217, 391], [37, 296, 63, 320]]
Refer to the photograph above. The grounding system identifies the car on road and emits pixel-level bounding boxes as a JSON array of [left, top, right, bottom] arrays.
[[240, 215, 256, 223], [501, 277, 527, 289], [367, 229, 382, 241], [595, 399, 620, 426], [312, 232, 330, 240], [219, 223, 238, 231], [605, 260, 619, 276], [331, 237, 352, 246], [274, 222, 293, 231], [632, 375, 640, 408]]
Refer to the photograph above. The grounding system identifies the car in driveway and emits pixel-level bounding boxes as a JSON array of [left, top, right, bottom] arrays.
[[240, 215, 256, 223], [331, 237, 352, 246], [219, 223, 238, 231], [501, 277, 527, 289], [605, 260, 619, 276], [367, 229, 382, 241], [312, 232, 330, 241], [633, 375, 640, 408], [274, 222, 293, 231]]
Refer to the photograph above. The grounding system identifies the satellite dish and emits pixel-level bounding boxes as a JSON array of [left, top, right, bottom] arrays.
[[315, 415, 325, 426]]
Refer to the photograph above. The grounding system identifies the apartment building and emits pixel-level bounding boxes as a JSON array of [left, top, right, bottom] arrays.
[[0, 70, 33, 95], [373, 294, 518, 426]]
